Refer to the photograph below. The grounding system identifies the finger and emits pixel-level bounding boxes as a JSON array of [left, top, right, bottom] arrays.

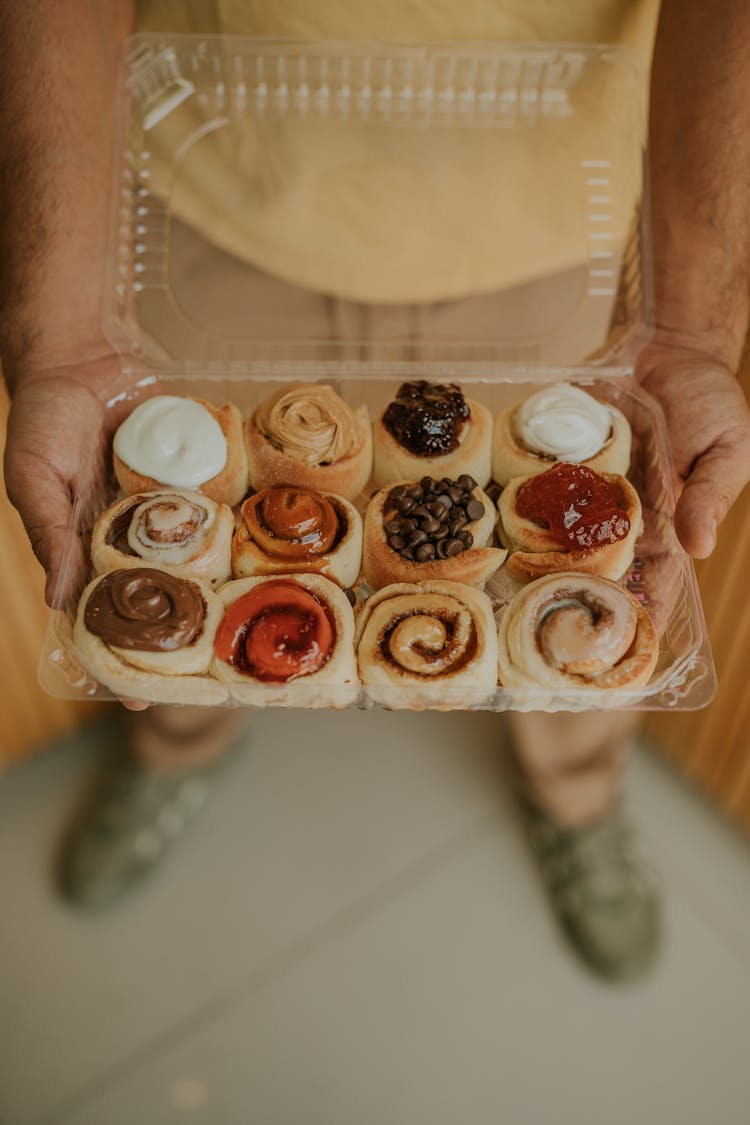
[[674, 432, 750, 557], [121, 700, 151, 712], [3, 449, 86, 608]]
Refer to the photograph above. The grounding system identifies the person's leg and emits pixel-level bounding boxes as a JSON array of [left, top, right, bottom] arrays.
[[507, 710, 661, 981]]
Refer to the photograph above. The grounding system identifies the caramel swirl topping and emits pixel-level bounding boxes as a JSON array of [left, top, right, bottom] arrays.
[[378, 593, 477, 677], [255, 384, 358, 466], [242, 486, 342, 560], [84, 568, 204, 652]]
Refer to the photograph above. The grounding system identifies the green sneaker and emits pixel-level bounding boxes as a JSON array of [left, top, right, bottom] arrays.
[[58, 747, 220, 912], [519, 799, 662, 982]]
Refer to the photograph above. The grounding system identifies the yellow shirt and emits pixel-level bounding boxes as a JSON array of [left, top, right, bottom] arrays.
[[135, 1, 659, 302]]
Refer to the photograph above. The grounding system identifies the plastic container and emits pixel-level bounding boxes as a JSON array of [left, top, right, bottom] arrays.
[[39, 35, 715, 711]]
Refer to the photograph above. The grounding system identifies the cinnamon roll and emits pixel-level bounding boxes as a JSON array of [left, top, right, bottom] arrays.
[[113, 395, 249, 507], [373, 381, 492, 488], [245, 383, 372, 501], [73, 567, 227, 704], [497, 572, 659, 698], [356, 581, 498, 708], [492, 384, 632, 486], [363, 475, 506, 590], [211, 573, 359, 707], [232, 486, 362, 588], [91, 490, 233, 589], [497, 462, 642, 583]]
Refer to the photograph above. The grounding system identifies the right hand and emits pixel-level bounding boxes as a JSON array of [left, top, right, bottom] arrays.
[[4, 352, 130, 608]]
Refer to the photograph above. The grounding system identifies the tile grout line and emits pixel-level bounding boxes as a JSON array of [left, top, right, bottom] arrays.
[[31, 806, 510, 1125]]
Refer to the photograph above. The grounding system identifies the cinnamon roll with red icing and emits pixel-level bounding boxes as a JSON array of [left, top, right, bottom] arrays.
[[91, 490, 233, 589], [497, 462, 642, 583], [232, 486, 362, 587], [497, 572, 659, 699], [211, 573, 359, 706], [355, 580, 498, 708], [73, 567, 227, 704]]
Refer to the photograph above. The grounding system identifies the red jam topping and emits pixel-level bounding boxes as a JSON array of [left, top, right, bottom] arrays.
[[214, 580, 334, 682], [516, 463, 630, 549]]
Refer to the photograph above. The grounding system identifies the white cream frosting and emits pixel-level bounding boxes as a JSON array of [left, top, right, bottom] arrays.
[[114, 397, 227, 488], [516, 385, 612, 463]]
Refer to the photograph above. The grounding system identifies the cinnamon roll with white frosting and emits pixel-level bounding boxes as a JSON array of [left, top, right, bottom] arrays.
[[73, 567, 227, 704], [113, 395, 249, 507], [497, 572, 659, 698], [492, 384, 631, 486], [91, 490, 234, 588], [245, 384, 372, 501], [356, 580, 498, 708]]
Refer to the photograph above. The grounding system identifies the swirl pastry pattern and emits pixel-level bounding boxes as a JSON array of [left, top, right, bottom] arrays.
[[356, 581, 498, 708], [497, 463, 642, 583], [246, 384, 372, 501], [232, 486, 362, 587], [91, 490, 234, 588], [73, 568, 227, 703], [212, 574, 359, 706], [497, 573, 659, 698], [492, 385, 632, 486]]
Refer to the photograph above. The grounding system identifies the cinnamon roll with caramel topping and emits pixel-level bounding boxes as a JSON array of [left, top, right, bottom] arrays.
[[91, 490, 234, 589], [356, 581, 498, 708], [232, 486, 363, 587]]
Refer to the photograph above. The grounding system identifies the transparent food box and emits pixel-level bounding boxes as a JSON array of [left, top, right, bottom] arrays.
[[40, 35, 715, 711]]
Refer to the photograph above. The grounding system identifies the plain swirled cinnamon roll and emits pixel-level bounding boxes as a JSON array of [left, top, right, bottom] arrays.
[[492, 384, 631, 486], [355, 580, 498, 708], [113, 395, 249, 507], [211, 573, 359, 706], [232, 486, 362, 587], [497, 572, 659, 697], [91, 490, 234, 588], [73, 567, 227, 704], [497, 462, 642, 583], [245, 384, 372, 501]]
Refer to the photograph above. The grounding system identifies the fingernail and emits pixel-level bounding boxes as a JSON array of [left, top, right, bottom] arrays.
[[710, 517, 718, 551]]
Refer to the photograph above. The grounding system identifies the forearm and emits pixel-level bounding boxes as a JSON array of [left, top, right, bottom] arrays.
[[0, 1, 134, 390], [648, 0, 750, 370]]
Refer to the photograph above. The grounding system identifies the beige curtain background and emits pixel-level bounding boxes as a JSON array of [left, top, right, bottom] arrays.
[[1, 372, 749, 832]]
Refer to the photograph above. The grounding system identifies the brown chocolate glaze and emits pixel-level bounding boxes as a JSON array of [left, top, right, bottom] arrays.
[[382, 381, 470, 456], [84, 568, 205, 652]]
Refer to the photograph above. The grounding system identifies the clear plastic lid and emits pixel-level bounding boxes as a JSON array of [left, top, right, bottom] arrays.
[[105, 35, 651, 381]]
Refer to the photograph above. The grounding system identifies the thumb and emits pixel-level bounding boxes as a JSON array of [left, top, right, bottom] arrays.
[[3, 447, 86, 608], [674, 434, 750, 558]]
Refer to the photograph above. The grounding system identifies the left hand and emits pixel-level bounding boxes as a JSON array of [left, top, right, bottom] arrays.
[[637, 344, 750, 558]]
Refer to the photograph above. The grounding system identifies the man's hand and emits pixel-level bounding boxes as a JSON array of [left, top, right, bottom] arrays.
[[4, 355, 128, 608], [637, 345, 750, 559]]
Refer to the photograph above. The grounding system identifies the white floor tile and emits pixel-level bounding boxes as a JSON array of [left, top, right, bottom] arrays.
[[59, 820, 750, 1125], [0, 708, 508, 1125]]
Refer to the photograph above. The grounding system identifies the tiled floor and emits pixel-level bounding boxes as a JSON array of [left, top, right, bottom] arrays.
[[1, 710, 750, 1125]]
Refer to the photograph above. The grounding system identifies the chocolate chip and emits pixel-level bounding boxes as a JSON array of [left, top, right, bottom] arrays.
[[433, 493, 452, 510], [447, 486, 463, 504], [465, 499, 485, 521], [484, 480, 502, 503], [345, 588, 357, 606], [411, 505, 431, 520], [409, 529, 428, 548], [436, 540, 448, 559], [384, 518, 402, 534], [408, 486, 424, 503], [398, 497, 415, 514], [445, 538, 464, 557], [415, 542, 436, 562], [420, 476, 434, 494], [458, 530, 474, 548], [388, 485, 408, 502], [449, 517, 467, 536], [401, 547, 415, 561], [420, 516, 440, 534], [401, 518, 417, 533], [441, 477, 454, 489], [388, 535, 406, 551], [429, 501, 449, 519], [458, 474, 477, 492], [432, 524, 449, 540]]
